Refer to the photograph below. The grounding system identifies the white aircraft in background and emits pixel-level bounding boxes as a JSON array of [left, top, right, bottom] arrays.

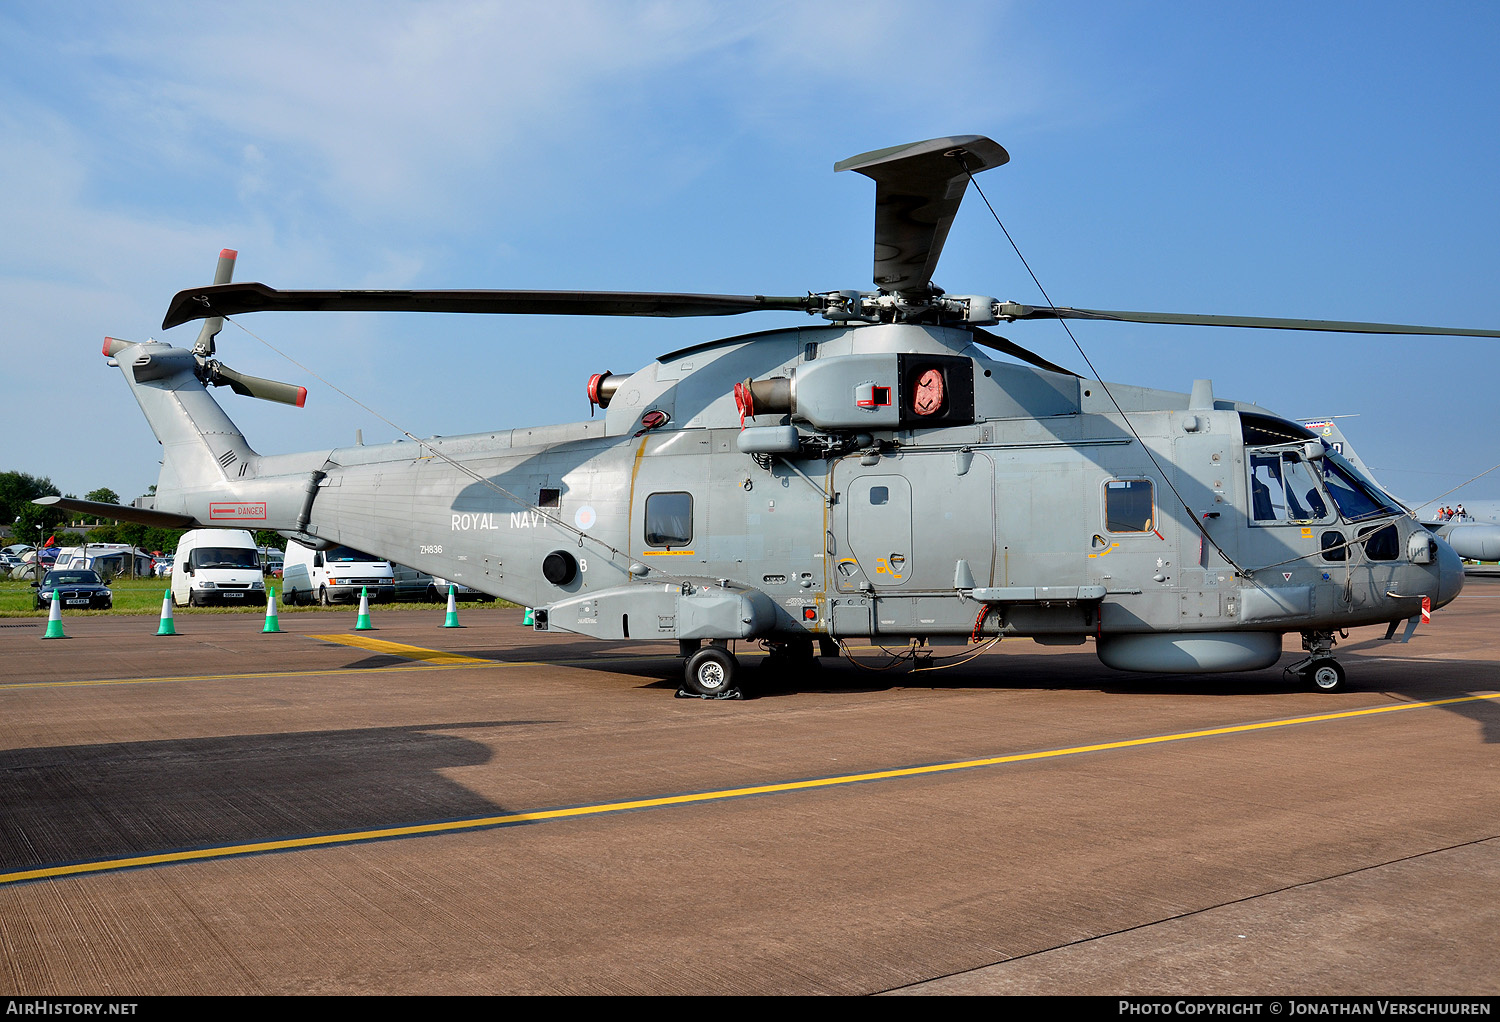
[[1303, 419, 1500, 568]]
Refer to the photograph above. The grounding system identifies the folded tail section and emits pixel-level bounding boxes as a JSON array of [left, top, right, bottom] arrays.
[[110, 337, 324, 534]]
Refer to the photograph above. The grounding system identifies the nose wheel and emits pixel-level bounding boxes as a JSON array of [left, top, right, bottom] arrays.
[[1290, 630, 1347, 693], [1304, 657, 1346, 693]]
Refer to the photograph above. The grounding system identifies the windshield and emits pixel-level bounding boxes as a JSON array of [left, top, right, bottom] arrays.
[[42, 570, 101, 586], [323, 545, 382, 563], [189, 547, 260, 569], [1317, 447, 1405, 523]]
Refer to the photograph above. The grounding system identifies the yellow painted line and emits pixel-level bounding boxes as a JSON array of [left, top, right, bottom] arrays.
[[307, 633, 491, 664], [0, 661, 497, 691], [5, 690, 1498, 888]]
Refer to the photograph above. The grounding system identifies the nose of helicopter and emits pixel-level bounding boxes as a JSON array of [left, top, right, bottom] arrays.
[[1431, 533, 1465, 609]]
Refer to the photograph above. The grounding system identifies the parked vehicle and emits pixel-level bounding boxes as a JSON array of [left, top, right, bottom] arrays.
[[33, 569, 112, 610], [282, 540, 394, 606], [171, 529, 267, 607], [52, 545, 155, 578], [391, 563, 494, 603]]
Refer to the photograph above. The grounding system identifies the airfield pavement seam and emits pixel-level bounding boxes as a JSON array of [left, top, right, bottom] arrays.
[[872, 833, 1500, 995]]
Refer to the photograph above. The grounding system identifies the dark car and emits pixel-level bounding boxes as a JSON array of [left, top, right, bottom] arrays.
[[34, 569, 113, 610]]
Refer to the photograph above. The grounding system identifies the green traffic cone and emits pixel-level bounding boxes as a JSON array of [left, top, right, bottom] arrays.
[[263, 586, 282, 633], [42, 589, 66, 639], [522, 607, 534, 626], [443, 585, 462, 628], [355, 586, 374, 630], [156, 589, 177, 636]]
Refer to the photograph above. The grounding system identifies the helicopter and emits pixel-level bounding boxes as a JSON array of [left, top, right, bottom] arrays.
[[42, 134, 1500, 698]]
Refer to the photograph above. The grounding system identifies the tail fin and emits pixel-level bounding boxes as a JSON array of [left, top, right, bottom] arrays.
[[102, 249, 322, 533], [108, 336, 327, 532], [1300, 417, 1378, 477], [115, 339, 259, 514]]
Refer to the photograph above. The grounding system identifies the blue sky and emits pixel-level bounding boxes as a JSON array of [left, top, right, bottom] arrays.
[[3, 1, 1498, 506]]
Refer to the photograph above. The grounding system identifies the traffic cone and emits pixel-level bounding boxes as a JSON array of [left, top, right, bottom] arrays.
[[262, 586, 282, 633], [522, 607, 534, 626], [355, 586, 373, 630], [443, 585, 462, 628], [156, 589, 177, 636], [42, 589, 66, 639]]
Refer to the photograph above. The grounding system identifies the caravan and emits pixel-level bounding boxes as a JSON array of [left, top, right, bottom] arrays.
[[51, 544, 154, 579]]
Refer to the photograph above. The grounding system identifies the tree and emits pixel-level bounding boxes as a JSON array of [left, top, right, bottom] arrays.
[[0, 471, 60, 531], [85, 487, 121, 505]]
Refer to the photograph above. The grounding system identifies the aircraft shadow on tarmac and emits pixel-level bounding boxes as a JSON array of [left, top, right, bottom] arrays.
[[0, 721, 548, 875], [471, 639, 1500, 739]]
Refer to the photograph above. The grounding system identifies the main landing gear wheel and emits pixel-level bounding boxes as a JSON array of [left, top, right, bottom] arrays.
[[683, 645, 739, 698], [1307, 658, 1346, 693]]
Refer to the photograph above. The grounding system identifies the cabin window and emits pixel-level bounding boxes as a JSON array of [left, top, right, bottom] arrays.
[[1105, 479, 1154, 533], [645, 492, 693, 548], [1320, 531, 1348, 561], [869, 486, 890, 506], [539, 487, 560, 509], [1358, 524, 1399, 561]]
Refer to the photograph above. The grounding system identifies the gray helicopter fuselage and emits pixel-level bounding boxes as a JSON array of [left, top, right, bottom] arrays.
[[113, 319, 1462, 675]]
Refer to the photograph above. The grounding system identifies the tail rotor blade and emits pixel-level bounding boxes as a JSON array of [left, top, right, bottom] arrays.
[[192, 248, 238, 355], [208, 362, 307, 407]]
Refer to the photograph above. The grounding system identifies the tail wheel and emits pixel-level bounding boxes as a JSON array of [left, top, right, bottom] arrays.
[[684, 646, 738, 697]]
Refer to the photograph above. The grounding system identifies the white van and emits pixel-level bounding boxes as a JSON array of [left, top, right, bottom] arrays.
[[172, 529, 267, 607], [283, 539, 394, 606], [391, 563, 493, 602]]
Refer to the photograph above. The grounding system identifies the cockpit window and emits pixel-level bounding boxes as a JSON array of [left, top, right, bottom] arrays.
[[1250, 453, 1331, 524], [1318, 449, 1404, 523]]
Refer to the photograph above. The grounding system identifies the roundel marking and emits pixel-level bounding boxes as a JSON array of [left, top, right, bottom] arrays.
[[574, 506, 597, 530]]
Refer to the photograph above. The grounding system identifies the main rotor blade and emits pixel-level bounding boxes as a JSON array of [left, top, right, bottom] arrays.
[[967, 327, 1078, 377], [836, 135, 1009, 294], [997, 303, 1500, 338], [163, 284, 817, 329]]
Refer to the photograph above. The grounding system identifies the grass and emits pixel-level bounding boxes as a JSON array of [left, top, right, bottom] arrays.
[[0, 578, 517, 617]]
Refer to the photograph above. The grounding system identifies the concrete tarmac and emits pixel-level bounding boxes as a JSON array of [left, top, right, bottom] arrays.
[[1, 583, 1497, 995]]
